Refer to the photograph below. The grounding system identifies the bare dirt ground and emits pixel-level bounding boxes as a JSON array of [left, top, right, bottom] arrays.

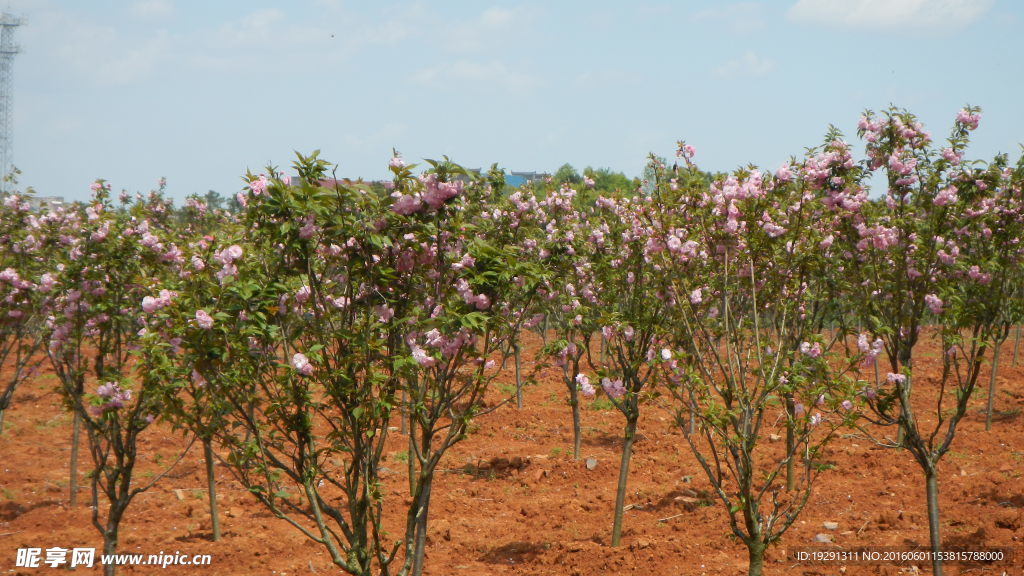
[[1, 333, 1022, 575]]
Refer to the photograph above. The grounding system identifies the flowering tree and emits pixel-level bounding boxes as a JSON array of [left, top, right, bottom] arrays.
[[837, 106, 1023, 575], [390, 156, 538, 576], [46, 183, 185, 576], [583, 187, 671, 547], [147, 152, 536, 576], [0, 191, 55, 433], [648, 143, 862, 576], [529, 182, 603, 459]]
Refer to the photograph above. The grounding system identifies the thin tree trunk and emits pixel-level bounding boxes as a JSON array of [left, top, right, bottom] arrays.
[[686, 390, 696, 437], [514, 343, 522, 410], [411, 475, 433, 576], [102, 517, 121, 576], [925, 467, 944, 576], [785, 394, 795, 491], [611, 417, 637, 547], [202, 437, 221, 541], [570, 389, 581, 460], [400, 389, 408, 435], [70, 410, 81, 506], [1013, 324, 1021, 366], [985, 341, 1001, 431], [747, 539, 766, 576]]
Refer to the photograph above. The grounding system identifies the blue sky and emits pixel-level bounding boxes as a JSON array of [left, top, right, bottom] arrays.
[[6, 0, 1022, 203]]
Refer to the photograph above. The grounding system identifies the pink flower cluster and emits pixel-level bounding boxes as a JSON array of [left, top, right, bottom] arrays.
[[213, 244, 243, 282], [956, 108, 981, 131], [195, 309, 214, 329], [854, 223, 899, 252], [407, 328, 476, 368], [141, 289, 177, 314], [391, 173, 463, 215], [601, 377, 626, 399], [455, 278, 490, 310], [291, 352, 314, 376], [799, 341, 822, 358], [577, 374, 596, 398], [96, 381, 132, 412], [933, 186, 958, 207], [857, 334, 885, 367]]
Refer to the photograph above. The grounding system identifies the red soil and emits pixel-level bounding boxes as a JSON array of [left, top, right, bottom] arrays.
[[1, 334, 1022, 575]]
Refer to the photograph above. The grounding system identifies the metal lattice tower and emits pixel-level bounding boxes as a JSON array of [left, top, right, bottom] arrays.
[[0, 13, 20, 186]]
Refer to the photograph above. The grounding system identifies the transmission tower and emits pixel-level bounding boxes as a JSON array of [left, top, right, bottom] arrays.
[[0, 13, 20, 188]]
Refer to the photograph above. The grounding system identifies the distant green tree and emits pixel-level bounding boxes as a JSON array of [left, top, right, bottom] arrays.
[[582, 167, 637, 194], [554, 163, 581, 185], [203, 190, 225, 212]]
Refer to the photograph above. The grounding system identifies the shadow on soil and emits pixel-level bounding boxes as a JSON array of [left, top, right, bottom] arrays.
[[479, 541, 548, 565], [0, 499, 63, 521], [449, 456, 531, 480]]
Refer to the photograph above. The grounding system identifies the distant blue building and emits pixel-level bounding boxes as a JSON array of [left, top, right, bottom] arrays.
[[506, 171, 549, 188]]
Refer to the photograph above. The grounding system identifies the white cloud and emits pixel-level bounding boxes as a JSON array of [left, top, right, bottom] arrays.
[[692, 2, 766, 34], [410, 60, 538, 93], [575, 69, 643, 89], [715, 51, 775, 78], [32, 8, 174, 85], [131, 0, 175, 20], [443, 6, 529, 54], [787, 0, 994, 32]]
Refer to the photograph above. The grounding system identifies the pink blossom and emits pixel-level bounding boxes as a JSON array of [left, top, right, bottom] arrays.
[[191, 369, 208, 387], [195, 309, 214, 330], [298, 217, 318, 240], [924, 293, 943, 315], [601, 377, 626, 399], [576, 374, 595, 398], [224, 245, 243, 262], [689, 288, 703, 304], [391, 193, 422, 215], [96, 382, 131, 411], [389, 155, 406, 169], [841, 400, 853, 411], [933, 186, 958, 207], [141, 291, 171, 314], [250, 175, 268, 195], [941, 147, 962, 165], [411, 344, 437, 367], [885, 372, 906, 385], [955, 108, 980, 130], [775, 162, 792, 182], [376, 305, 394, 323], [472, 293, 491, 310], [291, 353, 314, 376], [967, 265, 991, 284], [421, 175, 462, 210], [799, 341, 822, 358]]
